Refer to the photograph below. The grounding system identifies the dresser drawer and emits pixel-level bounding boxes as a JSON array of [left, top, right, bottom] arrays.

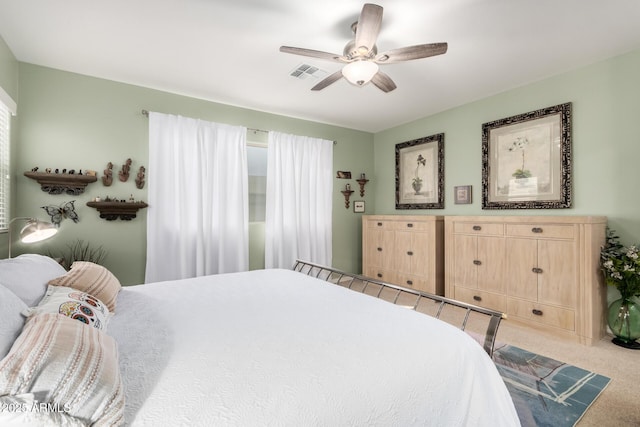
[[506, 224, 575, 239], [365, 219, 394, 230], [392, 220, 432, 232], [454, 286, 506, 312], [507, 298, 575, 331], [396, 274, 431, 293], [363, 267, 396, 284], [453, 222, 504, 236]]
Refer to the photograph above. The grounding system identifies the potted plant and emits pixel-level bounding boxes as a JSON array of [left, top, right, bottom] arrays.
[[411, 154, 426, 194], [600, 228, 640, 349]]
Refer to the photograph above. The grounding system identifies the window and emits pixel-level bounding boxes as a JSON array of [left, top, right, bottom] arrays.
[[0, 99, 10, 230], [247, 143, 267, 222]]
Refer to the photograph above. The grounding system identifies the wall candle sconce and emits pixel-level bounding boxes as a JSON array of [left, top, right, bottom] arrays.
[[356, 173, 369, 197], [341, 183, 354, 209]]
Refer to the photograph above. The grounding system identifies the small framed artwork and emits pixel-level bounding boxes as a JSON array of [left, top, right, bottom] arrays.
[[353, 200, 365, 213], [481, 102, 572, 209], [395, 133, 444, 209], [454, 185, 472, 204]]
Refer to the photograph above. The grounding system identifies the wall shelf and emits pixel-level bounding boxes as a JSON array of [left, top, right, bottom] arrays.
[[24, 171, 97, 195], [356, 178, 369, 197], [86, 201, 148, 221]]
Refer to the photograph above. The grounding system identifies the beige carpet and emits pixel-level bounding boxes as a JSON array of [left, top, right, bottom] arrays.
[[494, 320, 640, 426]]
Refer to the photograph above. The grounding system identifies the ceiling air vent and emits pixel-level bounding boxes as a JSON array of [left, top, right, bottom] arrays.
[[289, 64, 328, 80]]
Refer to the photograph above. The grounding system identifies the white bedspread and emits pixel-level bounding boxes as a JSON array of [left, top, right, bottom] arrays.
[[108, 269, 519, 426]]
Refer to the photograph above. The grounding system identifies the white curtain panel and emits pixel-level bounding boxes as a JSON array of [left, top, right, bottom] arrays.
[[146, 112, 248, 283], [265, 131, 333, 269]]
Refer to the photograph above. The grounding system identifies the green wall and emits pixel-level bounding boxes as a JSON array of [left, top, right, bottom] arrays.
[[374, 49, 640, 246], [4, 36, 640, 286], [12, 63, 374, 284]]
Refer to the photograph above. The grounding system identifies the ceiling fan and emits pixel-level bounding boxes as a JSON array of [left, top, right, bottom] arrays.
[[280, 3, 447, 93]]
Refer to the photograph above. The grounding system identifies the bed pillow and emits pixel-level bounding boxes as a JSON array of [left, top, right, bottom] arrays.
[[0, 254, 67, 307], [0, 285, 28, 360], [0, 394, 88, 426], [48, 261, 121, 312], [0, 313, 124, 426], [24, 285, 111, 331]]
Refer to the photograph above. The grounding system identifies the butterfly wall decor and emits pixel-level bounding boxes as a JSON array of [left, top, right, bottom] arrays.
[[41, 200, 79, 227]]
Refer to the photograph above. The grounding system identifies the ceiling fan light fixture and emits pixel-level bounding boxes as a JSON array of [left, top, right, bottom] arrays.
[[342, 60, 379, 86]]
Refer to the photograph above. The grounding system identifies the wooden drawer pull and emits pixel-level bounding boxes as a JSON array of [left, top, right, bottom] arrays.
[[531, 227, 543, 233], [532, 267, 543, 274], [406, 280, 413, 286], [473, 260, 482, 266], [407, 251, 413, 256], [473, 295, 482, 302], [377, 247, 383, 252], [377, 273, 383, 278], [407, 223, 414, 228], [377, 222, 383, 226], [532, 309, 543, 316], [472, 225, 482, 231]]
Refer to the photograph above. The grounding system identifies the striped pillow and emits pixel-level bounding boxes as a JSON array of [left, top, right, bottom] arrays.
[[48, 262, 121, 312], [0, 313, 124, 426]]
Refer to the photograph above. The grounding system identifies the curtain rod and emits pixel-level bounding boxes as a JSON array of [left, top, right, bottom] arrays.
[[141, 109, 336, 144]]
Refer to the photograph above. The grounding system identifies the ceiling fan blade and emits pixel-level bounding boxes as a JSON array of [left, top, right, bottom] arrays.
[[354, 3, 383, 54], [280, 46, 347, 62], [371, 71, 397, 93], [375, 43, 448, 64], [311, 70, 344, 91]]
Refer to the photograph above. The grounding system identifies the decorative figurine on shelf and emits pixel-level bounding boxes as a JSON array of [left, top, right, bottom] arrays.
[[119, 158, 132, 182], [41, 200, 79, 227], [45, 168, 52, 173], [102, 162, 113, 186], [135, 166, 146, 189], [31, 166, 39, 172]]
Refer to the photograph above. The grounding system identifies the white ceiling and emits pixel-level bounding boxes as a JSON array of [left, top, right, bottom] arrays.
[[1, 0, 639, 133]]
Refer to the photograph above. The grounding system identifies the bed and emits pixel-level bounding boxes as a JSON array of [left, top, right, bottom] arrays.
[[0, 255, 520, 426]]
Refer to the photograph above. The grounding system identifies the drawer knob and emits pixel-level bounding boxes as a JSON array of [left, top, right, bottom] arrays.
[[407, 251, 413, 256], [377, 247, 383, 252], [472, 225, 482, 231], [532, 267, 543, 274], [473, 295, 482, 302], [473, 260, 482, 266], [406, 280, 413, 286], [407, 223, 414, 228], [532, 309, 543, 316], [377, 273, 383, 278], [531, 227, 543, 233], [377, 222, 383, 226]]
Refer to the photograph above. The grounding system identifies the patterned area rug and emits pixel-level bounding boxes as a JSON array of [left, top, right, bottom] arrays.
[[493, 343, 611, 427]]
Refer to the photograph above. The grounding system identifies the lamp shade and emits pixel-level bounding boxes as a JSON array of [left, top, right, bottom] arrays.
[[342, 60, 379, 86], [20, 219, 58, 243], [7, 217, 59, 258]]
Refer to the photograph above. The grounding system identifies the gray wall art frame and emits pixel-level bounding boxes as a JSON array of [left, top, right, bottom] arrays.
[[481, 102, 572, 209], [395, 133, 444, 209]]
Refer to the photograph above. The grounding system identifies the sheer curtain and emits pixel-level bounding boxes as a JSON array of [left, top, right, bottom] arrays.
[[146, 112, 248, 283], [265, 131, 333, 269]]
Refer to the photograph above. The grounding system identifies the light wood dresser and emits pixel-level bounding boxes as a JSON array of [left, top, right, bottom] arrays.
[[444, 215, 607, 345], [362, 215, 445, 295]]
